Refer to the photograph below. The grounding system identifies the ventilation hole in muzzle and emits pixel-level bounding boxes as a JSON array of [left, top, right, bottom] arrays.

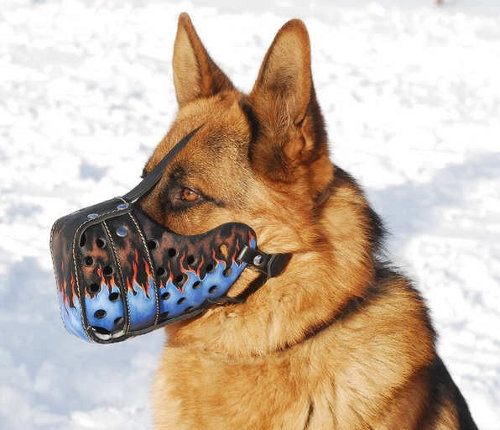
[[159, 312, 169, 321], [161, 292, 170, 300], [184, 306, 194, 313], [209, 285, 218, 294], [219, 244, 229, 259], [156, 267, 166, 277], [103, 266, 113, 276], [192, 281, 202, 290], [174, 274, 186, 287], [147, 240, 158, 250], [88, 283, 100, 294], [79, 233, 87, 248], [96, 238, 106, 248], [186, 255, 196, 266], [114, 317, 124, 328], [94, 309, 106, 319], [205, 263, 214, 273], [167, 248, 177, 258], [84, 256, 94, 266], [177, 297, 186, 305], [109, 292, 120, 301], [223, 268, 232, 277]]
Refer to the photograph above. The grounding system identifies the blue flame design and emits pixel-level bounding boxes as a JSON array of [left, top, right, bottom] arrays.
[[84, 280, 125, 332], [158, 259, 247, 318], [59, 291, 88, 341], [127, 275, 156, 330]]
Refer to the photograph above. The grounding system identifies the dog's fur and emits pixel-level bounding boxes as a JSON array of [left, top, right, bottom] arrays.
[[140, 14, 477, 429]]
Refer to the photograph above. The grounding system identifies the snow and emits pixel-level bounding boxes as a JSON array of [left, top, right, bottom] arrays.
[[1, 0, 499, 428]]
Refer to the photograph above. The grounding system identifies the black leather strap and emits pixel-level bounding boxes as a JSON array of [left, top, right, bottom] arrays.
[[237, 245, 291, 279], [233, 272, 267, 303], [123, 126, 202, 203]]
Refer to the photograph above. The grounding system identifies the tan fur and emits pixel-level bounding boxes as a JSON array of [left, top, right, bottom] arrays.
[[140, 14, 475, 429]]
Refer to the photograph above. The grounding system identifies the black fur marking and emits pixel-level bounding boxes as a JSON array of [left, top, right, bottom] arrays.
[[306, 84, 328, 159], [203, 194, 226, 208], [366, 205, 386, 254], [303, 401, 314, 429], [277, 278, 388, 352], [427, 357, 478, 429], [332, 166, 387, 254], [240, 100, 260, 143]]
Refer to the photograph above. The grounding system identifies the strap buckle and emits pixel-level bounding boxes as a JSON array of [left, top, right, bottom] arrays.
[[237, 245, 291, 279]]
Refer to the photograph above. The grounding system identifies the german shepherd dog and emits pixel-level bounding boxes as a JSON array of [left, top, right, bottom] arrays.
[[140, 13, 478, 429]]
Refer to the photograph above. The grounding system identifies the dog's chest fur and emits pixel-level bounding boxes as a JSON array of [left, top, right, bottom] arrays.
[[152, 278, 436, 429]]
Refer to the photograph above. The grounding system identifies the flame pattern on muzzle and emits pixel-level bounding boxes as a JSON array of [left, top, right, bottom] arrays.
[[50, 198, 257, 343]]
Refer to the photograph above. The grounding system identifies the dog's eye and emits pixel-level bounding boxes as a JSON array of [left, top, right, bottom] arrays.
[[180, 187, 200, 203]]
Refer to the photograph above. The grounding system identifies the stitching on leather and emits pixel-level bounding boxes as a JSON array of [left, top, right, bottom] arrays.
[[71, 204, 123, 341], [128, 212, 160, 325], [102, 219, 131, 334], [72, 224, 90, 341]]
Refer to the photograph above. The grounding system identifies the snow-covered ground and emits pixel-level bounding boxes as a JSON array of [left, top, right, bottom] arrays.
[[1, 0, 499, 428]]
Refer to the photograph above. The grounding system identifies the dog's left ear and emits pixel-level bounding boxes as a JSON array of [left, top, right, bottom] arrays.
[[247, 19, 331, 189], [173, 13, 235, 107]]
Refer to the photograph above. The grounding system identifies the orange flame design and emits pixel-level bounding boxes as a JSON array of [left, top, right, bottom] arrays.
[[232, 238, 241, 260], [211, 248, 220, 264], [59, 259, 77, 308], [197, 254, 205, 277], [108, 274, 117, 293], [126, 249, 152, 298], [178, 252, 187, 275], [58, 261, 73, 311], [126, 250, 139, 294], [70, 273, 77, 306]]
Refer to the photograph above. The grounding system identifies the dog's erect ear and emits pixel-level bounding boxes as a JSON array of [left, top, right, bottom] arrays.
[[173, 13, 235, 107], [247, 19, 330, 187]]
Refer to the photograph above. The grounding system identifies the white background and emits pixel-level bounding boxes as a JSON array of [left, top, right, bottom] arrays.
[[1, 0, 499, 428]]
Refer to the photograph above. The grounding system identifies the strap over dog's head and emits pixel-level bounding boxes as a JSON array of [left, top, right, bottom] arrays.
[[50, 128, 291, 343]]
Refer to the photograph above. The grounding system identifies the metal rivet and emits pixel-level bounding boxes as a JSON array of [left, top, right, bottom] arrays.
[[253, 255, 263, 266], [87, 213, 99, 220], [116, 226, 128, 237], [116, 203, 129, 210]]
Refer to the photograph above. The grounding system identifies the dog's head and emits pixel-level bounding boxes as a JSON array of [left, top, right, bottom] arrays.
[[137, 13, 340, 354], [142, 13, 332, 268]]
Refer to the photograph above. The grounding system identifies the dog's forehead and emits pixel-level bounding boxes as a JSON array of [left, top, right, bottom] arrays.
[[147, 94, 251, 172]]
